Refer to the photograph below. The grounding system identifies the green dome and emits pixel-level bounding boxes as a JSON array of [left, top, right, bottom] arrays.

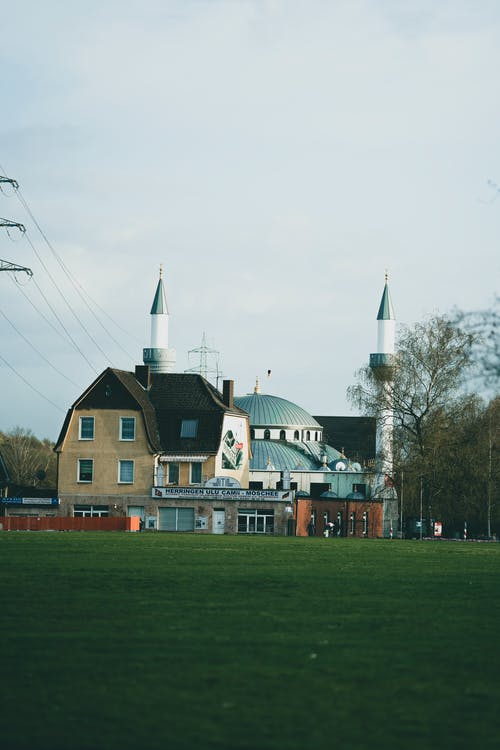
[[234, 392, 321, 429]]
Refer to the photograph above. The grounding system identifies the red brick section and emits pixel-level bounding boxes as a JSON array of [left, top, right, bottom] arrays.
[[295, 498, 383, 538]]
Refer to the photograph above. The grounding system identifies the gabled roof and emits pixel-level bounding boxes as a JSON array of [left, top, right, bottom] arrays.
[[54, 367, 161, 452], [54, 368, 248, 456]]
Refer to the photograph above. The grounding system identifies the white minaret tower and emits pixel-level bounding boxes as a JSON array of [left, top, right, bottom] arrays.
[[143, 265, 176, 373], [369, 272, 395, 476]]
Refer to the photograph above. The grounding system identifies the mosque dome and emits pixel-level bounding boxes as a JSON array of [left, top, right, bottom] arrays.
[[250, 440, 318, 471], [234, 390, 320, 429]]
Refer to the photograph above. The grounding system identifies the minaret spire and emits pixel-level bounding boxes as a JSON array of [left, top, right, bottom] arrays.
[[370, 272, 396, 476], [143, 266, 176, 373]]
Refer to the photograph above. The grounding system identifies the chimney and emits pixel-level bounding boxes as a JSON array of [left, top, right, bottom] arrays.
[[222, 379, 234, 408], [135, 364, 151, 389]]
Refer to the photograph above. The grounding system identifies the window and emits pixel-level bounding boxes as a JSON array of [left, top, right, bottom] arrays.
[[78, 459, 93, 483], [158, 507, 194, 531], [181, 419, 198, 438], [264, 429, 271, 440], [363, 511, 368, 537], [306, 431, 311, 441], [250, 429, 255, 439], [350, 511, 356, 536], [118, 460, 134, 483], [190, 462, 202, 484], [279, 430, 286, 440], [294, 430, 299, 440], [168, 463, 180, 484], [79, 417, 94, 440], [120, 417, 135, 441], [238, 509, 274, 534], [74, 504, 108, 517]]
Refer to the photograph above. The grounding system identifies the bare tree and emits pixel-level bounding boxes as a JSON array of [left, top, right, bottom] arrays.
[[0, 427, 56, 491]]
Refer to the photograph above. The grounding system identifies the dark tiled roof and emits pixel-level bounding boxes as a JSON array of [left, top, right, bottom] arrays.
[[149, 373, 247, 454], [313, 416, 376, 465], [55, 368, 248, 456]]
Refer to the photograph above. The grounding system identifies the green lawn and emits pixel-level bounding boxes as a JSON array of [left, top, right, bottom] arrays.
[[1, 533, 499, 750]]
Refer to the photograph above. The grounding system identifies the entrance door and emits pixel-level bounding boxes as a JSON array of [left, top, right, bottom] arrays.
[[213, 509, 225, 534]]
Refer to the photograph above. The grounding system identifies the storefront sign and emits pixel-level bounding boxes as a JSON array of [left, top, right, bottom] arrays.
[[0, 497, 59, 505], [153, 487, 292, 501]]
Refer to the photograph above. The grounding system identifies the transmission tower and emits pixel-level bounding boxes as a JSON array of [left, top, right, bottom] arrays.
[[0, 174, 32, 276], [185, 332, 224, 388]]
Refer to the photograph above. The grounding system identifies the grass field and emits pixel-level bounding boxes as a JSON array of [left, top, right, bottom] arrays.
[[1, 533, 499, 750]]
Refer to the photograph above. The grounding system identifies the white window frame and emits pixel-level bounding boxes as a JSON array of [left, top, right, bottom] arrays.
[[74, 504, 109, 518], [120, 416, 136, 441], [237, 509, 275, 534], [77, 458, 94, 483], [79, 416, 95, 440], [118, 459, 134, 484]]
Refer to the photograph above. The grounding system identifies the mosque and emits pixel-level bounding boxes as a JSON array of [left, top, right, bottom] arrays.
[[4, 268, 399, 537]]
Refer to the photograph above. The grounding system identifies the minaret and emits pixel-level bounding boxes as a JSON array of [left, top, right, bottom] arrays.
[[143, 266, 176, 373], [369, 272, 395, 476]]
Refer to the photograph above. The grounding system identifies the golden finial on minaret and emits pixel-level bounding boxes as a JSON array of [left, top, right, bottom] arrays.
[[254, 376, 260, 394]]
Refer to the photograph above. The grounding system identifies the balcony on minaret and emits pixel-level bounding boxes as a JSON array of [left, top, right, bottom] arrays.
[[370, 353, 394, 368]]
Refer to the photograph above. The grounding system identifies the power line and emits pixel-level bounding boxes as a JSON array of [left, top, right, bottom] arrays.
[[0, 350, 66, 413], [22, 231, 107, 371], [15, 186, 139, 355], [1, 166, 137, 367], [0, 307, 83, 390], [8, 272, 87, 350]]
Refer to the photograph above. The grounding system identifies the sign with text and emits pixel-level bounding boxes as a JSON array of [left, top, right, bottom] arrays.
[[0, 497, 59, 506], [152, 487, 292, 501]]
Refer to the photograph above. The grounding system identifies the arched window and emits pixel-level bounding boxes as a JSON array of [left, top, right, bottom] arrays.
[[250, 429, 255, 439], [264, 429, 271, 440], [294, 430, 299, 440], [279, 430, 286, 440], [306, 430, 311, 441]]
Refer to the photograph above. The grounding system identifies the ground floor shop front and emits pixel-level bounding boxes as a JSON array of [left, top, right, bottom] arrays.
[[52, 487, 294, 535]]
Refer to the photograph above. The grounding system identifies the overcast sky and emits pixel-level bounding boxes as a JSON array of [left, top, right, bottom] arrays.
[[1, 0, 499, 440]]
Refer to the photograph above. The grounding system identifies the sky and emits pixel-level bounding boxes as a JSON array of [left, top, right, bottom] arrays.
[[1, 0, 499, 440]]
